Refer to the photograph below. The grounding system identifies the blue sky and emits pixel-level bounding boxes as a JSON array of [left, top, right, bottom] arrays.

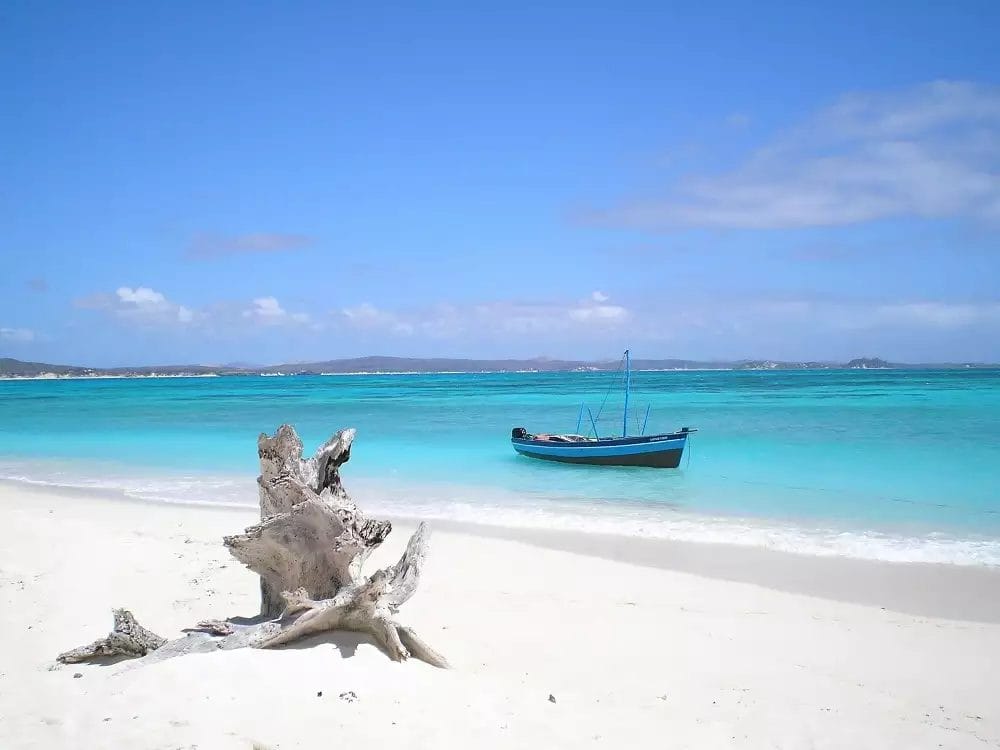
[[2, 1, 998, 365]]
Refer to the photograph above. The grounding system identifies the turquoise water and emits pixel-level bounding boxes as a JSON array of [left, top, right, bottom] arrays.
[[1, 370, 998, 565]]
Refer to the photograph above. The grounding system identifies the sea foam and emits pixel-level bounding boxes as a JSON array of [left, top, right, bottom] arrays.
[[3, 461, 998, 568]]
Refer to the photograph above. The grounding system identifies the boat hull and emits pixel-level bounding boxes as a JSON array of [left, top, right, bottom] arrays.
[[511, 433, 687, 469]]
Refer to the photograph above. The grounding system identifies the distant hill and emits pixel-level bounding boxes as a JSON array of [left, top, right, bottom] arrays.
[[0, 355, 996, 378], [846, 357, 890, 369], [0, 358, 95, 377], [0, 358, 240, 378]]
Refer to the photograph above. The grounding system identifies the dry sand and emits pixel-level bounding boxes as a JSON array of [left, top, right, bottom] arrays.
[[1, 481, 998, 749]]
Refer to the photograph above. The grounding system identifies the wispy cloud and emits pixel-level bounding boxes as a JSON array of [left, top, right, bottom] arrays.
[[591, 81, 1000, 230], [868, 301, 1000, 329], [341, 303, 415, 334], [328, 294, 1000, 361], [337, 293, 631, 338], [1, 326, 35, 342], [185, 233, 315, 259], [634, 297, 1000, 338], [568, 303, 627, 323], [65, 285, 1000, 360]]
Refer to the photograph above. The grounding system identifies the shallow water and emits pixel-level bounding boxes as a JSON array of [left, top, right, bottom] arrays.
[[1, 369, 998, 565]]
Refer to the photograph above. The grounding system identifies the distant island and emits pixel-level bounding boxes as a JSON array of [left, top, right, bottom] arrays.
[[1, 355, 995, 379], [846, 357, 891, 369]]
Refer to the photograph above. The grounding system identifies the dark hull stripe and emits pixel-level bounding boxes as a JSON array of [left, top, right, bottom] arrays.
[[513, 446, 684, 468]]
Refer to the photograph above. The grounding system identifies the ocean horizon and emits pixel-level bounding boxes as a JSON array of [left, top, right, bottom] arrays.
[[1, 368, 998, 566]]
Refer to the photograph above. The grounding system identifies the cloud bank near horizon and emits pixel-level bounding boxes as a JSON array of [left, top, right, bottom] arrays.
[[52, 283, 1000, 362]]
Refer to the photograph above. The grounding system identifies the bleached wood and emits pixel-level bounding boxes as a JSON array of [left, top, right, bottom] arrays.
[[57, 609, 166, 664], [249, 425, 391, 616], [256, 425, 354, 517], [57, 425, 447, 669]]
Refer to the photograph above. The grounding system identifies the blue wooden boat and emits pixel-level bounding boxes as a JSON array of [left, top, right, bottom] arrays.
[[510, 350, 695, 468]]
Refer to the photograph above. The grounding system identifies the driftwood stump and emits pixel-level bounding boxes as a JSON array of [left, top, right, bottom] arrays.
[[57, 425, 447, 668], [238, 425, 392, 617]]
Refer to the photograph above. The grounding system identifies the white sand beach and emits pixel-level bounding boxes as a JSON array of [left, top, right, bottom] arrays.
[[2, 481, 999, 749]]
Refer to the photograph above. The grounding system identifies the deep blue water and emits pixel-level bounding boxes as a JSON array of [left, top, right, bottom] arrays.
[[1, 370, 998, 565]]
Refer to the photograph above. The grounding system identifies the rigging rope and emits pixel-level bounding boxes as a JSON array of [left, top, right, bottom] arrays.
[[592, 352, 626, 426]]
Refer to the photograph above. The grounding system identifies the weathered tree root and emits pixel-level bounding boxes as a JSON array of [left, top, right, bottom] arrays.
[[57, 425, 448, 670], [57, 609, 166, 664]]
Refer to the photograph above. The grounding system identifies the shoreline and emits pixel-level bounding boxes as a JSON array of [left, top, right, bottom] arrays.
[[6, 366, 1000, 381], [4, 470, 999, 569], [3, 480, 999, 747], [7, 478, 999, 623], [414, 516, 1000, 623]]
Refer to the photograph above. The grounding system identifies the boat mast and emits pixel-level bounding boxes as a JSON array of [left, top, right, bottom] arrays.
[[623, 349, 630, 437]]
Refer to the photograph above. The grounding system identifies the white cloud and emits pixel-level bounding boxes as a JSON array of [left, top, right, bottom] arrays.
[[1, 327, 35, 342], [568, 292, 630, 325], [337, 293, 631, 338], [569, 304, 628, 322], [116, 286, 196, 325], [116, 286, 166, 305], [595, 80, 1000, 229], [75, 286, 198, 326], [76, 287, 314, 331], [242, 297, 311, 326]]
